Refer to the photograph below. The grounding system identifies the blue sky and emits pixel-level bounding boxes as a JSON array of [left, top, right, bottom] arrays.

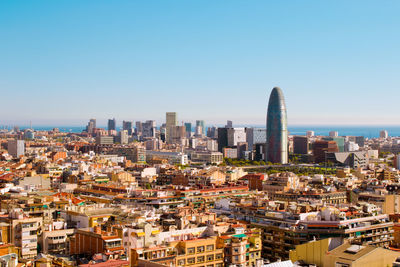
[[1, 1, 399, 126]]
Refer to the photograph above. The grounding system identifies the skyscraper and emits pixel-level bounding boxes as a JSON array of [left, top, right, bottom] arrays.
[[196, 120, 205, 135], [86, 118, 96, 134], [166, 112, 177, 143], [108, 118, 116, 131], [266, 87, 288, 164], [122, 121, 133, 135]]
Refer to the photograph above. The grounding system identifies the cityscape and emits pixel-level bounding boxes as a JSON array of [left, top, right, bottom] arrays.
[[1, 1, 400, 267]]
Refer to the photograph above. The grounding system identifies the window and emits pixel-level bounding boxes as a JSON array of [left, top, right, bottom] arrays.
[[207, 255, 214, 262], [187, 258, 195, 264], [216, 253, 223, 260], [234, 248, 239, 253], [188, 247, 195, 254], [206, 265, 213, 267], [216, 264, 223, 267], [197, 246, 205, 253], [178, 259, 185, 266], [335, 263, 350, 267], [206, 244, 214, 251], [235, 256, 239, 261], [197, 256, 205, 263]]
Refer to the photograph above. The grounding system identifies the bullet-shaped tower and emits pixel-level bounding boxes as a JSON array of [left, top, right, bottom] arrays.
[[266, 87, 288, 164]]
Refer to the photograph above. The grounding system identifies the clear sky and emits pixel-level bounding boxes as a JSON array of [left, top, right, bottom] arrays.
[[1, 1, 399, 127]]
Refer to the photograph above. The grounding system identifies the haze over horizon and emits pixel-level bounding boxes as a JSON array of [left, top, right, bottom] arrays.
[[1, 1, 400, 125]]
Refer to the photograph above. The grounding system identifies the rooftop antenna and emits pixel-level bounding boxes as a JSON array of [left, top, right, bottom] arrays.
[[30, 121, 32, 130]]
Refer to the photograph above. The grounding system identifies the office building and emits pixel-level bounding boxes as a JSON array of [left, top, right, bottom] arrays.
[[7, 139, 25, 158], [196, 120, 205, 135], [293, 136, 309, 154], [326, 151, 369, 168], [122, 121, 133, 135], [190, 151, 223, 164], [142, 120, 156, 138], [313, 140, 339, 163], [329, 131, 339, 137], [324, 137, 345, 152], [184, 122, 192, 138], [207, 126, 217, 138], [225, 120, 233, 128], [217, 128, 229, 152], [246, 128, 267, 150], [166, 112, 178, 143], [306, 131, 315, 137], [96, 136, 114, 145], [266, 87, 288, 164], [135, 121, 143, 137], [108, 118, 116, 131], [237, 142, 248, 159], [86, 118, 96, 134], [227, 128, 246, 147]]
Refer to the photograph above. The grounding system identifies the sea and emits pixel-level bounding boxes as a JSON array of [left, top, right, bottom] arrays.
[[6, 125, 400, 139]]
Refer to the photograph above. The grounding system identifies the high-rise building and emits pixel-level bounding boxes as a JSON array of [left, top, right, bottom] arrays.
[[266, 87, 288, 164], [380, 130, 389, 139], [217, 128, 229, 152], [86, 118, 96, 134], [122, 121, 133, 135], [7, 139, 25, 158], [323, 137, 345, 152], [196, 120, 205, 135], [184, 123, 192, 138], [227, 128, 246, 147], [225, 120, 233, 128], [293, 136, 309, 155], [207, 126, 217, 139], [142, 120, 156, 138], [246, 128, 267, 150], [135, 121, 143, 137], [306, 131, 315, 137], [118, 130, 129, 144], [108, 118, 116, 131], [313, 140, 338, 163], [329, 131, 339, 137], [166, 112, 178, 143]]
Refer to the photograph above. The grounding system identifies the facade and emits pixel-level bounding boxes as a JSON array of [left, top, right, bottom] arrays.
[[293, 136, 309, 155], [166, 112, 178, 143], [246, 128, 266, 151], [266, 87, 288, 164], [313, 140, 338, 163], [146, 151, 188, 165], [217, 128, 229, 152], [185, 123, 192, 138], [7, 139, 25, 158], [96, 136, 114, 145], [117, 130, 129, 144], [122, 121, 133, 135], [86, 118, 96, 134], [142, 120, 156, 138], [108, 118, 116, 131], [329, 131, 339, 137], [0, 214, 42, 259], [190, 151, 223, 164], [227, 128, 246, 147], [196, 120, 205, 135]]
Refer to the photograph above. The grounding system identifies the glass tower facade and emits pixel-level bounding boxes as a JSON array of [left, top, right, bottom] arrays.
[[266, 87, 288, 164]]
